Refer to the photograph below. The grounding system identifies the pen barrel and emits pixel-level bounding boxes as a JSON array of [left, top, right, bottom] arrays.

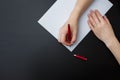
[[67, 24, 72, 41]]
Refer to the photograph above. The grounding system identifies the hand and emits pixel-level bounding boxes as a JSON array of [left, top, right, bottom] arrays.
[[87, 10, 116, 46], [58, 18, 78, 46]]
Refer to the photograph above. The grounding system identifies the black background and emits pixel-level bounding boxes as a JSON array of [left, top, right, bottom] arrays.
[[0, 0, 120, 80]]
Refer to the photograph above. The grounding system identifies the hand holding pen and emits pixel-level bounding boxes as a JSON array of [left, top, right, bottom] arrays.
[[58, 20, 78, 46]]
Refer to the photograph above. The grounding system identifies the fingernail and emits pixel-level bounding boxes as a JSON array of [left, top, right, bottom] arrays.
[[90, 9, 93, 12]]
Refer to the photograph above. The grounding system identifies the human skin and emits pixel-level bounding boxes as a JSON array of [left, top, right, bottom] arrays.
[[88, 10, 120, 65], [58, 0, 93, 46]]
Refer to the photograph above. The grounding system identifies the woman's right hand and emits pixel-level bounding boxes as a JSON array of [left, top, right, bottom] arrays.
[[58, 18, 78, 46]]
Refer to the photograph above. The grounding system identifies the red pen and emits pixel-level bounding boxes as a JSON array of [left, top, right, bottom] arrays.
[[67, 24, 72, 42], [74, 54, 87, 61]]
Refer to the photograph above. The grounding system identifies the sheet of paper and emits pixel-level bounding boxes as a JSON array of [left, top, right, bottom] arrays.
[[38, 0, 113, 52]]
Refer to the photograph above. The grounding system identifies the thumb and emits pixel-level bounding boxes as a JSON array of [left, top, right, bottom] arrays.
[[71, 32, 77, 44]]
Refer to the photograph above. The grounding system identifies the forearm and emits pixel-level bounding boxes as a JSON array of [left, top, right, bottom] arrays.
[[106, 37, 120, 65], [69, 0, 93, 22]]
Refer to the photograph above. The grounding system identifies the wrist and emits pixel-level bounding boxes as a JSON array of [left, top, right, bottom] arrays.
[[67, 15, 79, 26], [69, 13, 80, 23], [105, 36, 119, 48], [69, 7, 82, 22]]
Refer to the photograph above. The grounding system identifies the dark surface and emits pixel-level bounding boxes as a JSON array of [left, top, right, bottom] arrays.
[[0, 0, 120, 80]]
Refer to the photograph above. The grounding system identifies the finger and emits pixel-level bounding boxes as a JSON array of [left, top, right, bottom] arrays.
[[88, 14, 96, 27], [71, 32, 77, 44], [90, 10, 100, 24], [61, 34, 71, 46], [103, 16, 110, 24], [95, 10, 104, 22], [87, 20, 94, 31]]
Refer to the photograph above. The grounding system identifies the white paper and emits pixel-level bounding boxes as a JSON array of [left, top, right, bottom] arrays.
[[38, 0, 113, 52]]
